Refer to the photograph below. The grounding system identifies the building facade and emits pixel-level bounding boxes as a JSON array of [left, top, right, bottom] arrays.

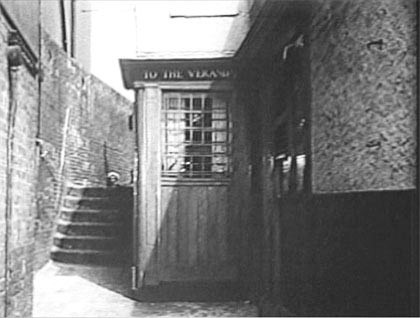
[[235, 1, 418, 315], [121, 0, 418, 316], [0, 1, 133, 316]]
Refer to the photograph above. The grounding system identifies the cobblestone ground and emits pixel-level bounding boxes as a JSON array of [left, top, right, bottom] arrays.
[[33, 262, 258, 317]]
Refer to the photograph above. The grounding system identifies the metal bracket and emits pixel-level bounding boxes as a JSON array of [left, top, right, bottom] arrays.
[[282, 34, 304, 60], [7, 30, 38, 76]]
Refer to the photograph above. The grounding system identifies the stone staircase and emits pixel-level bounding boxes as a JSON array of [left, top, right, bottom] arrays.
[[51, 185, 133, 265]]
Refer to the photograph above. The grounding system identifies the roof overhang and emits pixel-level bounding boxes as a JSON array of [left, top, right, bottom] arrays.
[[235, 1, 311, 67]]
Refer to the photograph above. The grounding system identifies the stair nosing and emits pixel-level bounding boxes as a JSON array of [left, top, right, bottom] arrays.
[[53, 233, 122, 240], [57, 220, 124, 227], [60, 207, 121, 213], [65, 195, 115, 201], [51, 246, 123, 255], [65, 183, 107, 189]]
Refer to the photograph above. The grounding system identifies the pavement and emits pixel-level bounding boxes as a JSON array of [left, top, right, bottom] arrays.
[[33, 261, 258, 317]]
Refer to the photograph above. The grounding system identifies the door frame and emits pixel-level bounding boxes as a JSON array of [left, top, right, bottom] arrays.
[[132, 80, 234, 288]]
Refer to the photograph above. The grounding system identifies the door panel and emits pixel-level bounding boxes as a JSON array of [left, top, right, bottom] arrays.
[[136, 87, 236, 287], [158, 184, 235, 283]]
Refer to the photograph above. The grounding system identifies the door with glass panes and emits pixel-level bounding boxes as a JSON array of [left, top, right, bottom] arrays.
[[157, 91, 235, 283]]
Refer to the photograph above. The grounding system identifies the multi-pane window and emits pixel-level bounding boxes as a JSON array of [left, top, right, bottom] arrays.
[[162, 92, 231, 178]]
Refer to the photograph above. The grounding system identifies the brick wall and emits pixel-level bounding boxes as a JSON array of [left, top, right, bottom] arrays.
[[34, 31, 134, 270], [0, 15, 38, 318], [0, 10, 134, 317], [0, 17, 8, 317]]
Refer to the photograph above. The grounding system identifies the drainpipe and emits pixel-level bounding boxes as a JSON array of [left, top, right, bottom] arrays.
[[35, 0, 43, 228], [70, 0, 75, 58], [60, 0, 68, 53]]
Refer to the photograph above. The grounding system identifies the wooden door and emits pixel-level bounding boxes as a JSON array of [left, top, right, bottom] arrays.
[[159, 182, 232, 282], [159, 91, 234, 283], [135, 88, 236, 286]]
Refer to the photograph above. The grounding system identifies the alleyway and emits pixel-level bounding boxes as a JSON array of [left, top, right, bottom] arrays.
[[33, 262, 258, 317]]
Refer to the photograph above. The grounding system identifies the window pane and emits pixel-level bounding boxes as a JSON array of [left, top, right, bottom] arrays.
[[192, 131, 202, 143], [193, 98, 202, 110], [168, 97, 179, 110], [185, 130, 191, 142], [162, 92, 230, 178], [185, 114, 191, 127], [192, 114, 203, 127], [204, 114, 212, 127], [203, 157, 212, 171], [204, 132, 212, 143], [182, 98, 190, 110], [204, 98, 212, 110]]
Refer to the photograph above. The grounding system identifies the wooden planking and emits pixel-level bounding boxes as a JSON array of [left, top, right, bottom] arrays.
[[187, 186, 198, 267], [166, 187, 178, 278], [159, 187, 171, 275], [197, 186, 208, 267], [177, 186, 190, 268], [272, 209, 281, 292], [159, 184, 231, 282], [206, 186, 218, 270], [216, 186, 228, 264]]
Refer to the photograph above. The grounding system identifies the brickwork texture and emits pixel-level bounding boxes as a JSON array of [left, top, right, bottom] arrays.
[[35, 32, 134, 270], [0, 11, 134, 318], [0, 14, 39, 317]]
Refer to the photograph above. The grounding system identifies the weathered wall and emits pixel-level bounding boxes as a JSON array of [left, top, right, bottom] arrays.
[[229, 80, 257, 296], [235, 0, 418, 316], [0, 15, 38, 318], [311, 0, 417, 192], [34, 31, 134, 270], [0, 18, 9, 317], [135, 1, 250, 59], [0, 7, 134, 317]]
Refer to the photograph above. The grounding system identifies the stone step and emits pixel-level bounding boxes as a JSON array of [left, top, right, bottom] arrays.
[[50, 246, 129, 266], [53, 233, 129, 251], [52, 186, 133, 265], [60, 207, 127, 223], [63, 196, 122, 209], [56, 220, 125, 237], [66, 186, 133, 199]]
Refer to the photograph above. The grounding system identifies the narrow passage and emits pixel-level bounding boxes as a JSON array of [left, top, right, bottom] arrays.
[[33, 262, 257, 317]]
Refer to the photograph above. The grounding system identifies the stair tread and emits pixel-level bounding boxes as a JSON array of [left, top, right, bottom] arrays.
[[57, 220, 125, 227], [53, 233, 122, 240], [65, 195, 114, 201], [51, 246, 125, 255], [61, 207, 121, 213], [53, 186, 132, 265], [66, 184, 132, 190]]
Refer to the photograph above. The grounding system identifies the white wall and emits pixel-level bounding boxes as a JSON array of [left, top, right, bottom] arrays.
[[89, 1, 138, 100], [135, 0, 247, 59], [88, 0, 251, 100]]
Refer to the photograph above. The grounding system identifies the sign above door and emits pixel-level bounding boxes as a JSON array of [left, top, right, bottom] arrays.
[[119, 58, 235, 89]]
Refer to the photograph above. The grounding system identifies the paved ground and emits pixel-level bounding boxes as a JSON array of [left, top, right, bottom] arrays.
[[33, 261, 258, 317]]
